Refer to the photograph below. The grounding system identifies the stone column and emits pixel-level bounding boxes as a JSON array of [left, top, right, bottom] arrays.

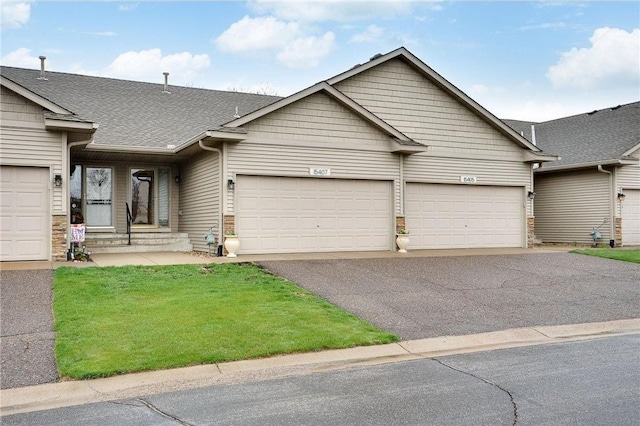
[[52, 214, 67, 261]]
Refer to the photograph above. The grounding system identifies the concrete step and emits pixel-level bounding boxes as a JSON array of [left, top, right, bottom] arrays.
[[84, 233, 192, 254]]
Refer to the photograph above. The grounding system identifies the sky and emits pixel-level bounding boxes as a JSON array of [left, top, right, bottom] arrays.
[[1, 0, 639, 122]]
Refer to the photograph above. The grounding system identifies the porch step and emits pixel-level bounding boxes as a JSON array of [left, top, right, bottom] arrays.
[[84, 232, 193, 254]]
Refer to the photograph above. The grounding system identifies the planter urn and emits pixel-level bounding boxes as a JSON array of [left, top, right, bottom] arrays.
[[224, 235, 240, 258], [396, 234, 409, 253]]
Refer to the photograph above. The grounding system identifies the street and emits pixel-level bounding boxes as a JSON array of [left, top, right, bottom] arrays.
[[4, 334, 639, 425]]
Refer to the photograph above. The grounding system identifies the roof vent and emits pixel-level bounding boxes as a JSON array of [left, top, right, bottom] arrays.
[[351, 63, 361, 70], [369, 53, 382, 61], [587, 110, 598, 115], [233, 106, 240, 118], [38, 56, 47, 80], [610, 105, 621, 111], [162, 72, 170, 94]]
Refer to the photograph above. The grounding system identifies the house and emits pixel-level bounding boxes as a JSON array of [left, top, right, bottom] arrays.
[[505, 102, 640, 247], [0, 47, 556, 262]]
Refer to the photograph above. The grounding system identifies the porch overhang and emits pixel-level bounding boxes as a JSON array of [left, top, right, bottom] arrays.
[[389, 138, 428, 154], [534, 158, 639, 174], [523, 150, 560, 163], [177, 128, 248, 152]]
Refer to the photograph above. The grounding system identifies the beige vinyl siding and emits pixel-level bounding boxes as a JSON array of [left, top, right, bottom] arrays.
[[534, 170, 611, 244], [233, 91, 402, 214], [404, 155, 533, 216], [334, 58, 523, 160], [0, 125, 64, 214], [227, 143, 399, 215], [243, 92, 391, 151], [179, 151, 220, 252], [1, 86, 44, 125]]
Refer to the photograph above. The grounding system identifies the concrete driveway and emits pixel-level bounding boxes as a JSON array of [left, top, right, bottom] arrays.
[[0, 269, 58, 389], [257, 252, 640, 340]]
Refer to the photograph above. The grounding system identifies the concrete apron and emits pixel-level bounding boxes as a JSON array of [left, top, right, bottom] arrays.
[[2, 318, 638, 417], [1, 247, 570, 270]]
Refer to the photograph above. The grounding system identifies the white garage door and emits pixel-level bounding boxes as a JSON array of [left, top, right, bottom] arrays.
[[406, 183, 524, 249], [0, 166, 50, 261], [236, 176, 392, 254], [621, 189, 640, 246]]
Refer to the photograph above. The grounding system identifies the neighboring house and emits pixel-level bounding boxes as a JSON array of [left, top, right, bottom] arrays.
[[505, 102, 640, 247], [1, 47, 555, 262]]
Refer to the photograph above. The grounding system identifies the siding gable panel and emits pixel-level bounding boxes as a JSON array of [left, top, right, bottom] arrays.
[[334, 58, 522, 159], [243, 92, 392, 150]]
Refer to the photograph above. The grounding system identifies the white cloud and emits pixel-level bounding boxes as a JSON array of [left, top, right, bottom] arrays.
[[349, 24, 384, 43], [0, 47, 40, 67], [277, 32, 335, 68], [1, 1, 30, 29], [118, 3, 138, 12], [86, 31, 118, 37], [105, 49, 210, 82], [248, 0, 412, 22], [215, 15, 336, 69], [470, 84, 490, 95], [215, 16, 300, 52], [547, 27, 640, 89]]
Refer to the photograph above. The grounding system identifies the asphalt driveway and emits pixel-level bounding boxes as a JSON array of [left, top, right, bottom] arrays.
[[257, 252, 640, 340], [0, 269, 58, 389]]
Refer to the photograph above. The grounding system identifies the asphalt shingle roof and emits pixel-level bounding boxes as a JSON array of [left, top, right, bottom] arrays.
[[503, 102, 640, 170], [1, 66, 282, 149]]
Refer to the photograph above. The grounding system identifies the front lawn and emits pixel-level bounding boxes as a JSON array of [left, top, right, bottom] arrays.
[[53, 263, 398, 379], [571, 248, 640, 264]]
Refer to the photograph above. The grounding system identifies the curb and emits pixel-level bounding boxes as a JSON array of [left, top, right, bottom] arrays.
[[2, 318, 638, 417]]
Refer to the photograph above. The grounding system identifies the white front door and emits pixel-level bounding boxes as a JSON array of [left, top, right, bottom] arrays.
[[406, 183, 524, 249], [236, 176, 393, 254], [0, 166, 50, 261], [621, 189, 640, 246], [85, 167, 113, 227]]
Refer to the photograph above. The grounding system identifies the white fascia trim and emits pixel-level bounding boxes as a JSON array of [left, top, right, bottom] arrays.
[[223, 81, 415, 143], [327, 47, 541, 153], [523, 150, 560, 163], [622, 142, 640, 157], [85, 143, 175, 155], [1, 76, 71, 114], [44, 119, 98, 132], [176, 129, 248, 153], [535, 158, 639, 173]]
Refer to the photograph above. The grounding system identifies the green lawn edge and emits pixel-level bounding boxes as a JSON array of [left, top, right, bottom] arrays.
[[570, 248, 640, 264], [53, 263, 398, 380]]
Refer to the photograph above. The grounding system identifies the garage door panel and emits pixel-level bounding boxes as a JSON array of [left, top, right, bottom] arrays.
[[0, 166, 49, 261], [407, 183, 523, 249], [237, 176, 392, 254], [621, 189, 640, 246]]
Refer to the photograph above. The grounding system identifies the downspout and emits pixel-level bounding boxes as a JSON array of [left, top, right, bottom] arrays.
[[66, 137, 94, 252], [597, 165, 615, 245], [198, 140, 224, 248]]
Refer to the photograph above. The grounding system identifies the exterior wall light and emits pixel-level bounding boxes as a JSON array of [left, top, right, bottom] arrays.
[[227, 179, 235, 191], [617, 192, 626, 201], [174, 175, 181, 184], [527, 191, 536, 200], [54, 174, 63, 187]]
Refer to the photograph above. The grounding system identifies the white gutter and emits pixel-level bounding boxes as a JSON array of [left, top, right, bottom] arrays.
[[66, 137, 95, 251], [198, 140, 224, 249], [597, 165, 615, 244]]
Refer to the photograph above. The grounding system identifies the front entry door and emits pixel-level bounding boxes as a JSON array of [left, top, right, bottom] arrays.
[[85, 167, 113, 227], [130, 168, 170, 227]]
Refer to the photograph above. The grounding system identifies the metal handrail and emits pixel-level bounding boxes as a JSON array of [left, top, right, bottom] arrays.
[[125, 202, 132, 245]]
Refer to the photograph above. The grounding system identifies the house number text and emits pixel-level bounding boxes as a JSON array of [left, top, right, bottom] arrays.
[[310, 168, 331, 176], [460, 176, 477, 183]]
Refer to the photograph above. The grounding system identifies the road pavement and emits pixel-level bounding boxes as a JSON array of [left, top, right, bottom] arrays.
[[3, 334, 638, 425]]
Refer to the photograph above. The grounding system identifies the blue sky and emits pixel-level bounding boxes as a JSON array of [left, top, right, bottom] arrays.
[[1, 1, 639, 121]]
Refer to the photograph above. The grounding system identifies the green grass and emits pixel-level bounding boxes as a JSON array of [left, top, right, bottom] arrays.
[[53, 263, 398, 379], [571, 248, 640, 264]]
